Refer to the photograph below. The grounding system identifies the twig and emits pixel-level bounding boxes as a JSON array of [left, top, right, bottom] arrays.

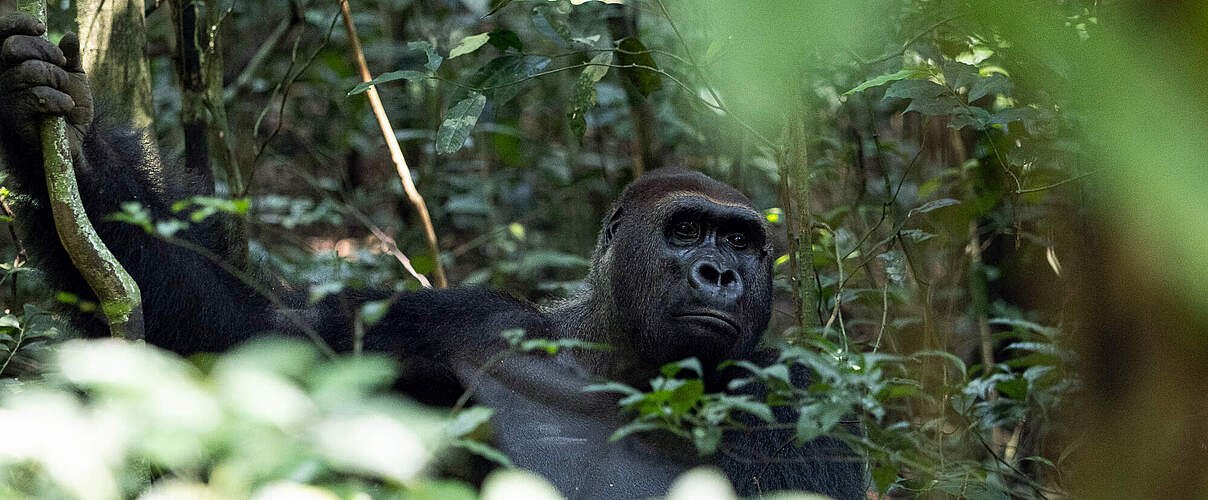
[[850, 15, 962, 66], [337, 0, 447, 288], [1015, 171, 1095, 194], [340, 206, 433, 288], [225, 9, 300, 101], [250, 6, 339, 183]]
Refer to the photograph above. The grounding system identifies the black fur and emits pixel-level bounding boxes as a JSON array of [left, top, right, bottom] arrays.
[[0, 14, 866, 499]]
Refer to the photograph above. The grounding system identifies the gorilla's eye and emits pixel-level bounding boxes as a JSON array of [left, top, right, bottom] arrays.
[[672, 221, 700, 241], [726, 232, 748, 249]]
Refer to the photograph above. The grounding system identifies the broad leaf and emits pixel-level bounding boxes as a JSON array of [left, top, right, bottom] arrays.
[[907, 198, 960, 217], [969, 73, 1013, 102], [616, 37, 662, 96], [348, 71, 429, 96], [448, 407, 494, 437], [487, 29, 523, 52], [569, 52, 613, 141], [436, 92, 487, 155], [942, 60, 978, 92], [882, 79, 946, 101], [460, 55, 552, 106], [450, 33, 491, 59], [877, 250, 907, 286], [844, 67, 928, 95], [451, 438, 513, 467]]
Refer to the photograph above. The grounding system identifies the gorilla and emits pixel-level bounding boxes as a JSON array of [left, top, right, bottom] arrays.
[[0, 14, 866, 499]]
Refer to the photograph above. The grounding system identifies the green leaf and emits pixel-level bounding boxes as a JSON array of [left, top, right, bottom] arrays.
[[872, 464, 899, 493], [450, 33, 491, 59], [360, 300, 389, 327], [309, 355, 398, 402], [582, 381, 643, 396], [668, 379, 704, 416], [942, 60, 978, 92], [0, 315, 19, 329], [451, 438, 513, 467], [991, 317, 1059, 337], [531, 5, 571, 48], [661, 358, 702, 378], [691, 426, 722, 455], [989, 107, 1050, 135], [608, 421, 661, 442], [948, 107, 992, 130], [499, 328, 525, 346], [347, 41, 441, 95], [460, 55, 552, 106], [568, 52, 613, 141], [519, 338, 559, 355], [308, 281, 344, 305], [912, 350, 968, 378], [487, 29, 523, 52], [877, 250, 906, 286], [882, 79, 946, 101], [844, 67, 928, 95], [413, 40, 443, 73], [996, 377, 1027, 399], [448, 407, 495, 437], [907, 198, 960, 217], [718, 395, 774, 423], [348, 70, 430, 95], [900, 229, 936, 242], [616, 37, 662, 97], [969, 73, 1013, 101], [436, 92, 487, 155]]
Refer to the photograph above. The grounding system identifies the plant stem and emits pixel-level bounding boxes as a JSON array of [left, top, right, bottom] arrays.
[[337, 0, 447, 288]]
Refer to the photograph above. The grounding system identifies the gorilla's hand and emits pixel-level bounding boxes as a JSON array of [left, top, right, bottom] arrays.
[[0, 14, 93, 160]]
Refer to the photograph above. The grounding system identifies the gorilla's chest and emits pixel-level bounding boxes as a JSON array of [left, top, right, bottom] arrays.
[[474, 376, 704, 499]]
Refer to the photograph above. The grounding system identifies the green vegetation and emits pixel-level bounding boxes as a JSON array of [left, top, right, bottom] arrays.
[[3, 0, 1207, 498]]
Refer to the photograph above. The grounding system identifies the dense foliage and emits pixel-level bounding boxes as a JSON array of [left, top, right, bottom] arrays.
[[4, 0, 1207, 498]]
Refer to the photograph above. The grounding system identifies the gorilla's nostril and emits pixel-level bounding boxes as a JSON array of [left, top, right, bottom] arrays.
[[719, 270, 738, 288], [698, 263, 720, 284]]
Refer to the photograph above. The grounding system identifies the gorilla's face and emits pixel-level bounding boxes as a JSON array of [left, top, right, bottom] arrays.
[[611, 194, 773, 369]]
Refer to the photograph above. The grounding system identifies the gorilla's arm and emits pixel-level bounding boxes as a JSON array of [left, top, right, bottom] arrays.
[[0, 14, 275, 350]]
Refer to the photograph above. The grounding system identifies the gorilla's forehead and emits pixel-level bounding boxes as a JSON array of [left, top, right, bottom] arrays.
[[619, 168, 754, 210], [649, 192, 764, 223]]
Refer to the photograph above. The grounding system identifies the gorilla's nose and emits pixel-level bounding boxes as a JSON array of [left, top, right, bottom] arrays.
[[690, 259, 743, 300]]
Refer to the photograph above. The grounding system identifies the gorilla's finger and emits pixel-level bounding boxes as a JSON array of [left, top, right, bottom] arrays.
[[0, 14, 45, 41], [1, 34, 66, 66], [0, 59, 69, 92], [28, 85, 77, 115], [59, 33, 81, 72]]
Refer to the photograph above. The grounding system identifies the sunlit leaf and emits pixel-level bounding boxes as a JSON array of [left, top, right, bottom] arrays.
[[450, 32, 491, 59]]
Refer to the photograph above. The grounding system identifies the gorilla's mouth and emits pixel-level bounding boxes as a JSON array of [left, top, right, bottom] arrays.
[[673, 310, 740, 337]]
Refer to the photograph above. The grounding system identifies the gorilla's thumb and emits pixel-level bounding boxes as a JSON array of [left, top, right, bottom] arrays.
[[59, 32, 82, 72]]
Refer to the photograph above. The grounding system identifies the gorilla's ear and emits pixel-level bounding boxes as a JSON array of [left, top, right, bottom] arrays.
[[603, 207, 624, 246]]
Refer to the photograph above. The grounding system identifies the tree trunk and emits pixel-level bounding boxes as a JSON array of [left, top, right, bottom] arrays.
[[76, 0, 155, 129]]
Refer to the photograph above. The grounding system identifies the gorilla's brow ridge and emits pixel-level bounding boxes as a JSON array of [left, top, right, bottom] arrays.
[[652, 191, 762, 213]]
